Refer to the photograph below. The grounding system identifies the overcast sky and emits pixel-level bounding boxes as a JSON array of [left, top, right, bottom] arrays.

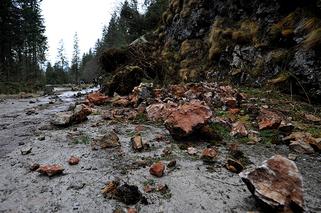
[[41, 0, 120, 64]]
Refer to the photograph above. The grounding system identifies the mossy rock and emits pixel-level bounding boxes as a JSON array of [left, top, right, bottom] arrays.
[[100, 48, 128, 73], [105, 66, 145, 96]]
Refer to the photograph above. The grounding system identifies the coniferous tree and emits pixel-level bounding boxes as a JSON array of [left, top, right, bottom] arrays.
[[0, 0, 47, 91], [70, 33, 80, 83]]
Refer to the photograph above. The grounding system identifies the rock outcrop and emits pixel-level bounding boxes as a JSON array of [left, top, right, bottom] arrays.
[[100, 0, 321, 103]]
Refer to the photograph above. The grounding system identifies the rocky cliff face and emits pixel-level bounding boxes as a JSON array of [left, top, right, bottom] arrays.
[[101, 0, 321, 102], [155, 0, 321, 101]]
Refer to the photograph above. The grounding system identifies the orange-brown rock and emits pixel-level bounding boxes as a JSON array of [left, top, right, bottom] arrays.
[[86, 92, 109, 105], [283, 132, 321, 152], [240, 155, 304, 212], [169, 84, 187, 97], [149, 162, 165, 177], [36, 164, 64, 176], [223, 97, 237, 108], [127, 208, 138, 213], [72, 104, 92, 124], [228, 108, 240, 115], [257, 109, 282, 130], [92, 131, 120, 149], [201, 147, 218, 161], [226, 158, 244, 173], [164, 100, 212, 140], [146, 102, 177, 122], [112, 97, 130, 107], [304, 113, 321, 123], [68, 156, 80, 165], [231, 121, 248, 137]]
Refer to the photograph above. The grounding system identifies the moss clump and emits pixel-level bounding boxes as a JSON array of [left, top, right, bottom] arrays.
[[268, 72, 289, 85], [162, 11, 173, 25], [250, 57, 265, 77], [169, 0, 182, 13], [232, 20, 259, 44], [259, 130, 280, 144], [179, 68, 198, 82], [208, 123, 231, 140], [180, 39, 202, 57], [303, 28, 321, 49], [299, 18, 320, 32], [269, 49, 289, 64], [208, 24, 224, 60], [180, 58, 198, 68]]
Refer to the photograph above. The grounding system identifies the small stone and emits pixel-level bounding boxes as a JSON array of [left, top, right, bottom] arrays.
[[38, 136, 46, 141], [223, 97, 237, 108], [150, 162, 165, 177], [288, 154, 297, 161], [226, 158, 244, 173], [127, 208, 138, 213], [131, 133, 143, 151], [231, 121, 248, 137], [68, 156, 80, 165], [21, 147, 32, 155], [101, 180, 119, 197], [92, 131, 120, 149], [156, 183, 168, 193], [289, 140, 314, 154], [135, 159, 148, 167], [36, 164, 64, 176], [162, 147, 172, 156], [18, 142, 25, 146], [257, 109, 282, 130], [167, 160, 176, 168], [283, 132, 321, 152], [144, 184, 154, 193], [304, 114, 321, 123], [187, 147, 197, 155], [201, 147, 218, 162]]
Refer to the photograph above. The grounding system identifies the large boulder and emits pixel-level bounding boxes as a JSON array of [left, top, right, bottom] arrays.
[[240, 155, 304, 212], [105, 66, 145, 96], [51, 104, 92, 127], [164, 100, 212, 140]]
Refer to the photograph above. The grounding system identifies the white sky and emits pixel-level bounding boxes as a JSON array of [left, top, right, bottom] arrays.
[[41, 0, 120, 64]]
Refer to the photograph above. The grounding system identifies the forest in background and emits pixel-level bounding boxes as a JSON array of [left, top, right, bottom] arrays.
[[0, 0, 168, 93]]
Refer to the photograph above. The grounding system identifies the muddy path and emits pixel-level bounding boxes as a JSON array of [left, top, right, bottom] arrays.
[[0, 87, 320, 213]]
